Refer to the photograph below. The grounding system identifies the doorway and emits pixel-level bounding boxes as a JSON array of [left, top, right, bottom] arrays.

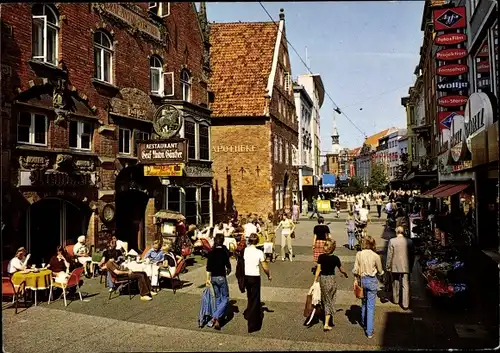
[[25, 197, 91, 265]]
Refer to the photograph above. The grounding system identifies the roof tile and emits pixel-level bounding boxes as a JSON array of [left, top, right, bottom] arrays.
[[209, 22, 278, 118]]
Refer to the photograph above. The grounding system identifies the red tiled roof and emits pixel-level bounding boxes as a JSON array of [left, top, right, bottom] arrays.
[[209, 22, 278, 118], [364, 128, 397, 147]]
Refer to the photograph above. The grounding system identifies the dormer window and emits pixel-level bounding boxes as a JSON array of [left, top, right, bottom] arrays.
[[148, 2, 170, 18]]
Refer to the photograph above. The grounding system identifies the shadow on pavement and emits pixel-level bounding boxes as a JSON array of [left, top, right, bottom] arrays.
[[220, 299, 239, 328], [345, 304, 362, 327]]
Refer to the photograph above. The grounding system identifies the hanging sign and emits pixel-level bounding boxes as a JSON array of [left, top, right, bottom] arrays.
[[437, 95, 469, 107], [433, 7, 466, 31], [434, 33, 467, 46], [144, 164, 184, 177], [464, 92, 495, 153], [436, 48, 468, 61], [436, 79, 469, 92], [476, 61, 490, 73], [450, 114, 466, 163], [437, 64, 468, 76]]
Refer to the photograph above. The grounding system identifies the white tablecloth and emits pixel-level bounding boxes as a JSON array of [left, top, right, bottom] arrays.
[[124, 261, 160, 287]]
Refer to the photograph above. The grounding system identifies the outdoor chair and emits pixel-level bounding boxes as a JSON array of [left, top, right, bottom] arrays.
[[2, 277, 26, 314], [48, 267, 84, 307], [158, 258, 185, 294], [107, 269, 135, 301], [2, 260, 10, 277]]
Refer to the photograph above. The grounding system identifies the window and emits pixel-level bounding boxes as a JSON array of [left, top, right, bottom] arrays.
[[284, 72, 291, 92], [273, 136, 278, 162], [150, 56, 163, 95], [185, 187, 197, 226], [134, 131, 150, 155], [494, 23, 498, 97], [184, 121, 196, 159], [93, 31, 113, 83], [17, 112, 47, 145], [200, 187, 211, 225], [148, 2, 170, 17], [278, 138, 283, 163], [119, 128, 131, 154], [165, 187, 181, 212], [69, 121, 92, 150], [199, 124, 210, 160], [285, 141, 289, 165], [181, 69, 191, 102], [32, 4, 58, 65]]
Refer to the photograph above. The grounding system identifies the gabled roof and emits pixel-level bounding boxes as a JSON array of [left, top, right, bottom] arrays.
[[349, 147, 361, 157], [209, 22, 278, 118], [364, 128, 398, 148]]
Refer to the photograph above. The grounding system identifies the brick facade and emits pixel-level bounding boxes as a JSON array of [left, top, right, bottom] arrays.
[[1, 3, 211, 261]]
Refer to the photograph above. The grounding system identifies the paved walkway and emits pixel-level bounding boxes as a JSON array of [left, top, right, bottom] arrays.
[[3, 220, 498, 352]]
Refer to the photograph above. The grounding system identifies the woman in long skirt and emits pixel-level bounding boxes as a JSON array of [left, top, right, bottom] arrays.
[[313, 240, 348, 331]]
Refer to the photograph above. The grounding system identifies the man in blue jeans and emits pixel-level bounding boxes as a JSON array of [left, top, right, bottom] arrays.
[[206, 233, 232, 329]]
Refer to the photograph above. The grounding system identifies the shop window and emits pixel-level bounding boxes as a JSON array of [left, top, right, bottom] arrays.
[[199, 124, 210, 161], [150, 56, 163, 96], [32, 4, 58, 65], [184, 121, 196, 159], [69, 120, 92, 150], [474, 37, 491, 93], [119, 128, 131, 154], [93, 31, 113, 84], [200, 187, 211, 226], [185, 187, 197, 226], [180, 69, 191, 102], [165, 187, 180, 212], [17, 112, 47, 146]]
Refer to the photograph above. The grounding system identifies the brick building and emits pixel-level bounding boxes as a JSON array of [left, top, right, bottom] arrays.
[[209, 10, 299, 219], [1, 2, 212, 262]]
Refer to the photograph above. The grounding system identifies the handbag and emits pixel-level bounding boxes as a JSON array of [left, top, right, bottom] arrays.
[[303, 294, 314, 317], [353, 279, 364, 299], [291, 232, 296, 239]]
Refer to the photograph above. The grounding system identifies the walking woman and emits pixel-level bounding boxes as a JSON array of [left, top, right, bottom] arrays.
[[312, 217, 330, 264], [352, 236, 384, 339], [291, 201, 300, 223], [376, 196, 383, 218], [205, 233, 232, 330], [275, 213, 296, 261], [313, 240, 348, 331], [244, 233, 272, 333]]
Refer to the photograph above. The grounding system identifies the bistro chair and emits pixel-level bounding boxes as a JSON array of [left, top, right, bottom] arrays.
[[107, 269, 135, 301], [2, 277, 26, 314], [2, 260, 10, 277], [48, 267, 84, 307], [158, 258, 185, 294]]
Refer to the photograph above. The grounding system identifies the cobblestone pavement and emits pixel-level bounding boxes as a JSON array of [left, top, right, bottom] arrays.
[[3, 217, 498, 352]]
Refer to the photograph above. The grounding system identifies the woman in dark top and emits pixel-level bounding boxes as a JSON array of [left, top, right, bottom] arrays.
[[45, 245, 70, 275], [205, 233, 232, 330], [313, 240, 348, 331], [312, 217, 330, 264]]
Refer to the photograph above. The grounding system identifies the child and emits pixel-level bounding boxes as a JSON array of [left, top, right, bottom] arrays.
[[346, 211, 356, 250]]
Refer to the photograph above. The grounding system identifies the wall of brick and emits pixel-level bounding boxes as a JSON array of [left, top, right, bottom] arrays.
[[211, 121, 272, 219]]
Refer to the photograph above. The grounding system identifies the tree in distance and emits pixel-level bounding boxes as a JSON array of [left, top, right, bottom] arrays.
[[369, 162, 388, 191]]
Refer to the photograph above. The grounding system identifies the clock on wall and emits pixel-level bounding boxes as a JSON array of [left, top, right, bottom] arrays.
[[100, 203, 116, 224]]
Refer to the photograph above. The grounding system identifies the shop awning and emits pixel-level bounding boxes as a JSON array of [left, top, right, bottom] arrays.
[[422, 184, 453, 196], [433, 183, 470, 198]]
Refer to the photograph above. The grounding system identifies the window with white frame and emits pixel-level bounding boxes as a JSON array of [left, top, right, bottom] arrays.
[[150, 56, 163, 95], [184, 120, 196, 159], [185, 187, 197, 226], [69, 120, 92, 150], [17, 112, 47, 145], [199, 124, 210, 160], [148, 2, 170, 17], [181, 69, 191, 102], [200, 187, 211, 225], [274, 136, 278, 162], [32, 4, 58, 65], [279, 138, 283, 163], [93, 31, 113, 83], [119, 128, 131, 154]]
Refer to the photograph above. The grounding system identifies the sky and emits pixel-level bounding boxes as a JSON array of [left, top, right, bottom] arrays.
[[205, 1, 425, 152]]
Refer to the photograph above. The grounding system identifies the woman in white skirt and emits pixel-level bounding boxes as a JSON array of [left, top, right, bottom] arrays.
[[275, 213, 296, 261], [73, 235, 92, 277]]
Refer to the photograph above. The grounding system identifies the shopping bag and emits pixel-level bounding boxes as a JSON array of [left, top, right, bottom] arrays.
[[303, 294, 314, 317], [354, 279, 364, 299], [263, 242, 273, 254]]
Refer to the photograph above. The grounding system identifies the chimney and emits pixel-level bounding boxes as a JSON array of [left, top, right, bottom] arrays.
[[279, 8, 285, 21]]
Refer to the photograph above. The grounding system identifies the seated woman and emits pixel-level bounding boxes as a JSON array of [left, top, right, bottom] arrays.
[[73, 235, 93, 277], [45, 245, 70, 283], [187, 224, 198, 244], [7, 247, 30, 274], [144, 240, 164, 263], [159, 240, 182, 278]]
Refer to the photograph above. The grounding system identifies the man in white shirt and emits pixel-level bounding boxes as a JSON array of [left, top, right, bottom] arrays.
[[243, 219, 258, 244], [8, 247, 29, 274]]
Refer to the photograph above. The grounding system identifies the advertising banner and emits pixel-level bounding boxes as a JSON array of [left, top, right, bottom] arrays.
[[144, 164, 184, 177], [322, 174, 336, 187], [433, 7, 466, 31], [302, 176, 314, 186]]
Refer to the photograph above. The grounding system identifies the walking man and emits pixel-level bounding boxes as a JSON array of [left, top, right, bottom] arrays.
[[309, 197, 320, 219], [386, 226, 415, 310]]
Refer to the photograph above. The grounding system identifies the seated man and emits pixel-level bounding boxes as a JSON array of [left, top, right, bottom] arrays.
[[105, 258, 157, 301], [99, 240, 123, 290], [143, 240, 164, 263]]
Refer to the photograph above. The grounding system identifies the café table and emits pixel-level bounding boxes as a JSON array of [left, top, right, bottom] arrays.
[[11, 269, 52, 306], [123, 261, 160, 287]]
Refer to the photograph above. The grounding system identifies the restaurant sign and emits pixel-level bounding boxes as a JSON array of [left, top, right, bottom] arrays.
[[137, 140, 188, 164], [144, 164, 184, 177]]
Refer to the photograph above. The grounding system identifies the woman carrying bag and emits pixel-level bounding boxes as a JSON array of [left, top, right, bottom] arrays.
[[352, 236, 384, 339], [312, 240, 348, 331]]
